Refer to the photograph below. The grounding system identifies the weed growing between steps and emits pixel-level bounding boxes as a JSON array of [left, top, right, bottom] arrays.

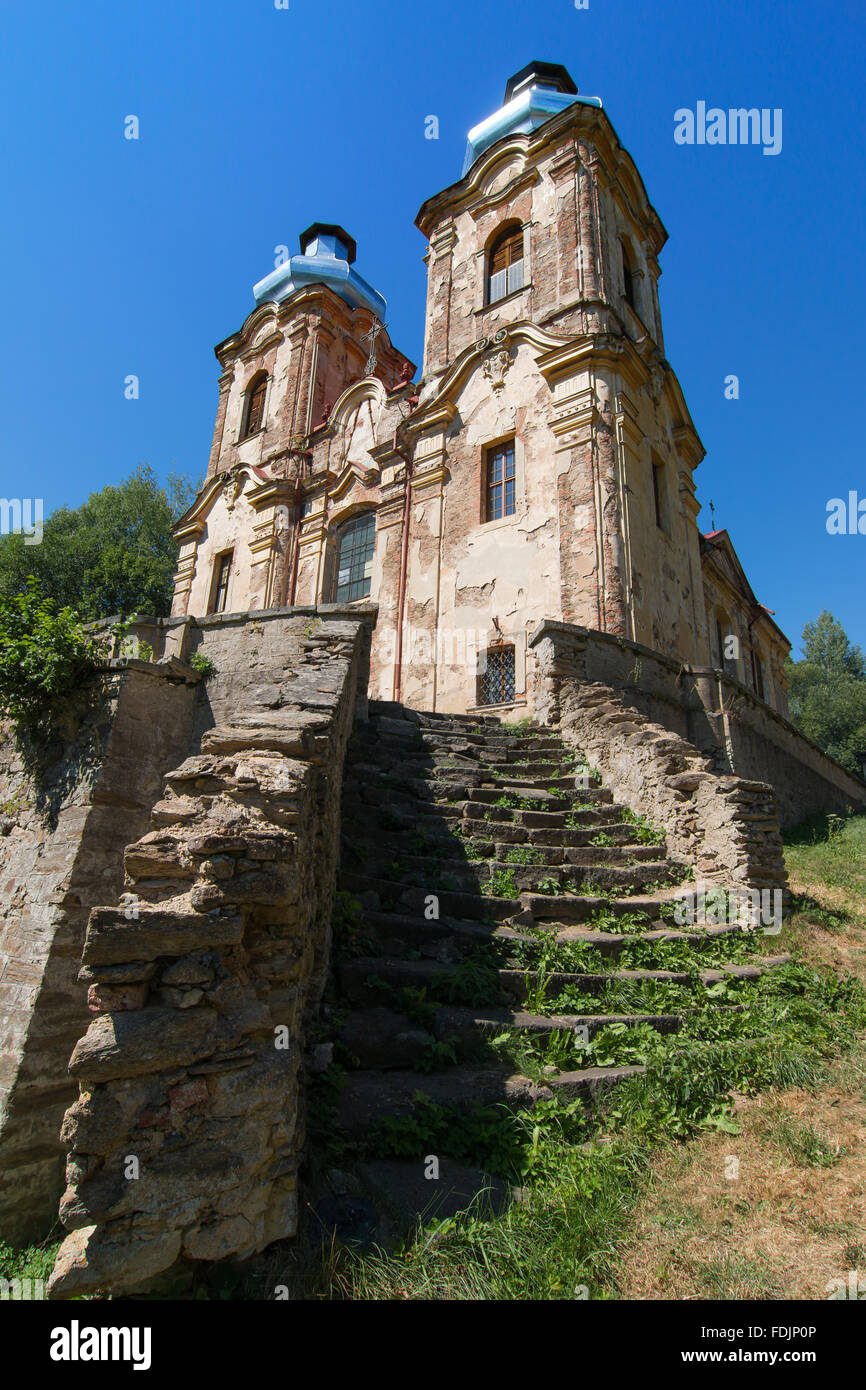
[[298, 950, 866, 1299]]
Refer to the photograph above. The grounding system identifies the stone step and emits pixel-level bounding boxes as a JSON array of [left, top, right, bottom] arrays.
[[336, 952, 789, 1011], [342, 821, 650, 857], [513, 890, 691, 926], [368, 702, 500, 730], [335, 1002, 684, 1070], [341, 850, 679, 897], [346, 907, 754, 965], [460, 803, 624, 831], [498, 956, 792, 1005], [431, 1005, 683, 1045], [341, 832, 664, 869], [460, 811, 637, 840], [337, 873, 516, 923], [335, 1062, 647, 1135], [466, 786, 613, 807], [347, 760, 589, 792]]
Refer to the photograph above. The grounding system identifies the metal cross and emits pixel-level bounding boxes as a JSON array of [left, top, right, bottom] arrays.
[[361, 318, 387, 375], [709, 499, 716, 529]]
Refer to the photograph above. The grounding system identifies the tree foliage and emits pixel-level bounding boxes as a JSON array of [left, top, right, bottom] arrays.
[[786, 612, 866, 777], [0, 579, 104, 735], [0, 466, 196, 621]]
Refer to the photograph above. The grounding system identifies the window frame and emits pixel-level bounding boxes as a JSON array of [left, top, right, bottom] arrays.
[[209, 550, 234, 615], [621, 241, 636, 312], [484, 439, 517, 523], [241, 373, 268, 440], [486, 224, 525, 306], [333, 511, 376, 604], [651, 453, 670, 536], [477, 644, 516, 707]]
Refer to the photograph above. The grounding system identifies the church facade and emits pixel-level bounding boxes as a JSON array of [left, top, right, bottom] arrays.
[[171, 62, 790, 718]]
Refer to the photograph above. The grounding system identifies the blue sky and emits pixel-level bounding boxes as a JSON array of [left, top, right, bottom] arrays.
[[1, 0, 864, 655]]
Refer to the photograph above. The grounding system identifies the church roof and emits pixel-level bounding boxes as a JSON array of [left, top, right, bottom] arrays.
[[700, 529, 790, 649], [252, 224, 385, 319], [462, 61, 601, 175]]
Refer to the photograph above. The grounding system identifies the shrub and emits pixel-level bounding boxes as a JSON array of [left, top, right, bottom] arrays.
[[0, 579, 102, 735], [188, 652, 216, 679]]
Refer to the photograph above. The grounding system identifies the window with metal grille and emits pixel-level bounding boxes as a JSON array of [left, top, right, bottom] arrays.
[[486, 441, 516, 521], [242, 374, 268, 438], [334, 512, 375, 602], [487, 225, 524, 304], [210, 551, 233, 614], [478, 645, 516, 706]]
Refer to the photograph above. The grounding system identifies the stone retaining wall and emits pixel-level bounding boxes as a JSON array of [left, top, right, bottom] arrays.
[[530, 623, 787, 892], [530, 621, 866, 830], [48, 609, 373, 1297], [0, 666, 199, 1245]]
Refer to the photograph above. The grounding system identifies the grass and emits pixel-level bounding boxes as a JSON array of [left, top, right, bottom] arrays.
[[612, 812, 866, 1299], [272, 814, 866, 1301], [13, 802, 864, 1303], [0, 1235, 61, 1295]]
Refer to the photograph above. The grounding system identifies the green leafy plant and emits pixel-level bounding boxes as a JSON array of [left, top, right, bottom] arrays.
[[0, 578, 102, 735], [485, 868, 519, 899], [188, 652, 216, 678], [503, 844, 544, 865], [621, 808, 666, 846]]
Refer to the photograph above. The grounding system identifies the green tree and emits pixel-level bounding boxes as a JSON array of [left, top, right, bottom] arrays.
[[800, 610, 865, 680], [786, 611, 866, 776], [0, 466, 196, 621]]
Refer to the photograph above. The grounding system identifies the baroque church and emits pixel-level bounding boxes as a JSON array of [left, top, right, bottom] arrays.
[[171, 61, 790, 718]]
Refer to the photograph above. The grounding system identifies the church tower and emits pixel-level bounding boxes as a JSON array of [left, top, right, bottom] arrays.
[[171, 225, 414, 619], [399, 59, 709, 709]]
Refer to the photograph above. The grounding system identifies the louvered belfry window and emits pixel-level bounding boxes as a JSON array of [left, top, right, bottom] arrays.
[[487, 225, 524, 304], [243, 375, 267, 438], [478, 645, 516, 706]]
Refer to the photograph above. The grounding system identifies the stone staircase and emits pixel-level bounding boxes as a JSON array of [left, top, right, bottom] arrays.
[[315, 701, 789, 1236]]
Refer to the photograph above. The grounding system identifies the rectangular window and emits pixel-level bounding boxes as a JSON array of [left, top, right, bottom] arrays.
[[334, 513, 376, 603], [652, 459, 665, 531], [210, 551, 233, 615], [486, 441, 516, 521], [478, 645, 516, 707]]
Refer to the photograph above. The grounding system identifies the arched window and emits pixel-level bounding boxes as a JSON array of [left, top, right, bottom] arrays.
[[334, 512, 376, 602], [621, 242, 635, 311], [242, 373, 268, 439], [487, 224, 524, 304]]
